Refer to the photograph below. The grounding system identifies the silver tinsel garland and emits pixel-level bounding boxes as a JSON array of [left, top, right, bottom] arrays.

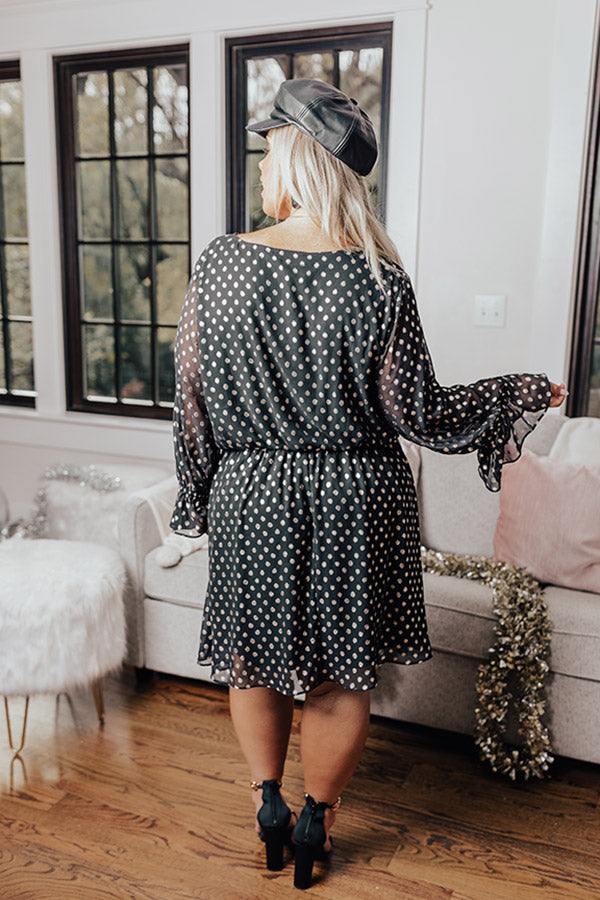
[[421, 545, 554, 781], [0, 461, 122, 542]]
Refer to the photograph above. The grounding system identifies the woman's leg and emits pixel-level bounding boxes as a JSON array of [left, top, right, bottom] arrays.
[[229, 685, 296, 832], [228, 680, 371, 843], [299, 682, 371, 849]]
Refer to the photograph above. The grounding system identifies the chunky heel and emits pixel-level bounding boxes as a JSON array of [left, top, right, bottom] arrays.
[[293, 842, 317, 889], [252, 778, 296, 871], [292, 792, 340, 890], [262, 824, 286, 870]]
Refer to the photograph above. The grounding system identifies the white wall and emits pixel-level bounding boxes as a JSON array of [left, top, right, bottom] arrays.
[[0, 0, 596, 518], [417, 0, 596, 384], [418, 0, 556, 381]]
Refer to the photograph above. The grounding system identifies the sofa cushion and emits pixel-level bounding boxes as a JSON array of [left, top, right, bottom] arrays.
[[417, 412, 566, 557], [45, 463, 172, 548], [494, 449, 600, 594], [542, 585, 600, 681], [417, 452, 500, 557], [423, 571, 600, 681], [144, 544, 209, 608]]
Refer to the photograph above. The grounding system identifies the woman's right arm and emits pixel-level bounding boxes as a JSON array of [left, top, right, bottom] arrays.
[[169, 261, 222, 537]]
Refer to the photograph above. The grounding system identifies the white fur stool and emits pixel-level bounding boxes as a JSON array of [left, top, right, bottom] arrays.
[[0, 538, 127, 752]]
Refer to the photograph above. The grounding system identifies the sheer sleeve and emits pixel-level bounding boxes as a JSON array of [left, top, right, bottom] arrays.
[[375, 269, 552, 492], [169, 263, 222, 537]]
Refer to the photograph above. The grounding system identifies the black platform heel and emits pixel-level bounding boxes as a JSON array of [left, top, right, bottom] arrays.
[[252, 779, 296, 871], [293, 792, 341, 890]]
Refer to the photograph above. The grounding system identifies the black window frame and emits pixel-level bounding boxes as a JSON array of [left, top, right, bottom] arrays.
[[54, 43, 190, 421], [225, 21, 393, 234], [569, 34, 600, 417], [0, 59, 35, 409]]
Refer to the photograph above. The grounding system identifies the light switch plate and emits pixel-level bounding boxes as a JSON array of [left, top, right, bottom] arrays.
[[473, 294, 506, 327]]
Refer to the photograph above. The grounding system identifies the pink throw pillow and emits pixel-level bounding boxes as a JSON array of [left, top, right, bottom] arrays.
[[493, 449, 600, 593]]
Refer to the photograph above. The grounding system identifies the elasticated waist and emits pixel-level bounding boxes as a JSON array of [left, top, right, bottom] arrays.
[[220, 438, 402, 454]]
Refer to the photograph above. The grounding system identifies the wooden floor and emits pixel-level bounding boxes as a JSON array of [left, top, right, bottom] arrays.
[[1, 669, 600, 900]]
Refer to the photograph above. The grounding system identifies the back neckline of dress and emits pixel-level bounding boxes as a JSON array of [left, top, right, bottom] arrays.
[[230, 233, 361, 257]]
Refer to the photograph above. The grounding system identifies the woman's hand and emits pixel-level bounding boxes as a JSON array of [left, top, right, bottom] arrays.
[[549, 381, 568, 408]]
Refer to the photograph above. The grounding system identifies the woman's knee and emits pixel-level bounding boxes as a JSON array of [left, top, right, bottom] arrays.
[[305, 680, 350, 701]]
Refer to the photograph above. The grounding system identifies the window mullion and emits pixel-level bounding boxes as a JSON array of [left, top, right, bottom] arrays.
[[147, 64, 158, 408], [332, 51, 340, 88], [108, 68, 121, 403], [0, 166, 10, 394]]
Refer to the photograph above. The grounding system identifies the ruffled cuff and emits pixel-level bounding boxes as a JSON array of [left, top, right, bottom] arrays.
[[169, 484, 209, 536], [476, 373, 552, 492]]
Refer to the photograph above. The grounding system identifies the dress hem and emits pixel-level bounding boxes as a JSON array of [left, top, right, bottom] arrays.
[[195, 647, 434, 696]]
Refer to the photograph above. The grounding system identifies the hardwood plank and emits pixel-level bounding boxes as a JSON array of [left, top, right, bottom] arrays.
[[398, 762, 600, 856], [387, 805, 600, 900]]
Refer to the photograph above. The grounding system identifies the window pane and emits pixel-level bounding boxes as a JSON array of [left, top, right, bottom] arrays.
[[5, 244, 30, 316], [114, 68, 148, 155], [120, 324, 151, 400], [153, 65, 188, 153], [59, 49, 190, 416], [340, 48, 383, 205], [74, 72, 109, 157], [80, 244, 113, 320], [156, 244, 188, 324], [9, 320, 34, 391], [237, 30, 389, 268], [118, 244, 151, 321], [155, 156, 188, 239], [293, 53, 334, 81], [0, 67, 34, 406], [116, 157, 149, 238], [246, 152, 268, 232], [77, 159, 111, 239], [2, 163, 28, 239], [246, 57, 286, 151], [339, 48, 383, 142], [84, 323, 115, 398], [0, 79, 24, 159], [157, 325, 175, 402]]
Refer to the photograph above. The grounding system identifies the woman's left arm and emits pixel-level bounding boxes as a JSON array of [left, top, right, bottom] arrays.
[[375, 270, 565, 492], [169, 265, 222, 537]]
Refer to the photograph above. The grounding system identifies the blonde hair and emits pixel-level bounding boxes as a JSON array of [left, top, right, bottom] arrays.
[[266, 123, 404, 293]]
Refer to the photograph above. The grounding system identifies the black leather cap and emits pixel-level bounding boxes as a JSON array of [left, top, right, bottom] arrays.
[[246, 78, 378, 177]]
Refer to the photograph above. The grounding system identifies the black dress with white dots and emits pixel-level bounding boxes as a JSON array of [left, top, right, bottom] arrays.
[[169, 233, 552, 695]]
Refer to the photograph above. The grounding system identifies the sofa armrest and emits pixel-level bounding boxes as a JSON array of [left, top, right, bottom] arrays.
[[117, 475, 178, 667]]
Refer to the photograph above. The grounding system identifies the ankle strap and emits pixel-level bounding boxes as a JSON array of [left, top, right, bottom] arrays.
[[304, 792, 341, 811], [250, 778, 283, 791]]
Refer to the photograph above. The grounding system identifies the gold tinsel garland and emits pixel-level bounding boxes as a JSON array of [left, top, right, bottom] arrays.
[[420, 545, 554, 781]]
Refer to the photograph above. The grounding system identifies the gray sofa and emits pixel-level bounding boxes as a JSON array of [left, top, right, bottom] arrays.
[[118, 412, 600, 765]]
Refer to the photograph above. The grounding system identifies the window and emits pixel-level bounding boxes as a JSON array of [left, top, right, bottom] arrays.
[[226, 22, 393, 234], [570, 34, 600, 417], [54, 45, 190, 420], [0, 60, 35, 408]]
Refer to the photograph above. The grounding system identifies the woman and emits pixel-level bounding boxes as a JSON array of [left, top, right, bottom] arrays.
[[169, 78, 567, 890]]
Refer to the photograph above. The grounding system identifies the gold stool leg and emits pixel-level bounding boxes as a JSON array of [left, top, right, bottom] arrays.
[[4, 695, 30, 753], [9, 751, 27, 792], [91, 678, 105, 723]]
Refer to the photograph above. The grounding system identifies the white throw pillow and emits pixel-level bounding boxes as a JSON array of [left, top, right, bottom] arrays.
[[549, 417, 600, 468]]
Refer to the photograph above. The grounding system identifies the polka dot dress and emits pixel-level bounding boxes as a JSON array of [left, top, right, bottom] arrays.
[[170, 233, 552, 696]]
